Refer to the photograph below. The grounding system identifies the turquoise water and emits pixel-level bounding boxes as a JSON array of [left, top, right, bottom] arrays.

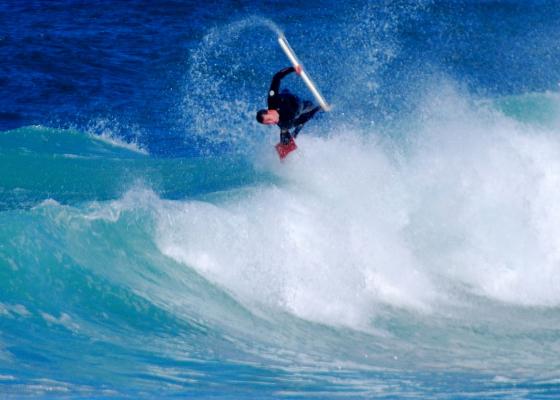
[[0, 126, 269, 210], [3, 94, 560, 397]]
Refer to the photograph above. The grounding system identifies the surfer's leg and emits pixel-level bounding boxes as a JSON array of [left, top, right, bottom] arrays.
[[301, 100, 314, 113], [293, 124, 303, 139], [295, 106, 321, 126], [280, 130, 292, 145]]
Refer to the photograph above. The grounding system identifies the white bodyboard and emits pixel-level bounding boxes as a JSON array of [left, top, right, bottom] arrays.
[[278, 35, 331, 111]]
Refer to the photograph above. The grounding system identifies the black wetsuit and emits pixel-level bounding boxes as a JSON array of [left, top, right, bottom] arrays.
[[267, 67, 321, 144]]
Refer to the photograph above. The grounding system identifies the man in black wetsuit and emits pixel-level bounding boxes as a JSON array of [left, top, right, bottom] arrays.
[[256, 65, 321, 149]]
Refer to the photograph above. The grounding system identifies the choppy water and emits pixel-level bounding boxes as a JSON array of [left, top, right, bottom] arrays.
[[2, 1, 560, 398]]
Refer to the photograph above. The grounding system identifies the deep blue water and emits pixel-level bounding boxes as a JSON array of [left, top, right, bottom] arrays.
[[2, 0, 560, 398], [3, 1, 560, 152]]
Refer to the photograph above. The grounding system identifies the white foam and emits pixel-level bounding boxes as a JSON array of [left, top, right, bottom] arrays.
[[0, 303, 31, 317], [37, 198, 61, 207], [154, 84, 560, 330], [91, 132, 148, 155], [84, 185, 157, 222], [155, 137, 437, 330], [84, 118, 148, 155], [403, 84, 560, 306], [40, 312, 80, 333]]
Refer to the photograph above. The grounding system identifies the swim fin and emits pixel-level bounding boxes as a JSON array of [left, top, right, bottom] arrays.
[[275, 138, 297, 160]]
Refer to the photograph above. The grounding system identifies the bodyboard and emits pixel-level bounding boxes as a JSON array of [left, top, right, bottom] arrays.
[[278, 35, 331, 111]]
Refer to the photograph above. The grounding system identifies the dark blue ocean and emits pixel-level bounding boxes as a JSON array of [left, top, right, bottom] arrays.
[[2, 1, 560, 398]]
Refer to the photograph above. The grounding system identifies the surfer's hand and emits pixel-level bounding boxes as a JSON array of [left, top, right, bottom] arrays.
[[295, 65, 302, 75]]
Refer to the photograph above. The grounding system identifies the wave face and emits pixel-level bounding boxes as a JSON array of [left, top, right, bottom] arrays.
[[3, 1, 560, 398]]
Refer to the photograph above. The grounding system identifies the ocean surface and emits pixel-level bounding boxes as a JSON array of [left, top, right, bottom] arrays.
[[2, 0, 560, 398]]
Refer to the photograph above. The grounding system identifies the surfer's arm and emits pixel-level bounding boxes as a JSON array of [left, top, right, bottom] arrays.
[[269, 66, 295, 96]]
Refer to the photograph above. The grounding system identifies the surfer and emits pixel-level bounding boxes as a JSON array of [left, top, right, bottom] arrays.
[[256, 66, 321, 157]]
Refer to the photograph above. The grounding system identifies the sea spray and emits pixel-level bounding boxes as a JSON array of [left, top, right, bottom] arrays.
[[183, 16, 286, 150], [161, 84, 560, 332]]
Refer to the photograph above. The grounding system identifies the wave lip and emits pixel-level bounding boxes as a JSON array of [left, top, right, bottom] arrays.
[[161, 86, 560, 332], [0, 126, 148, 158], [90, 131, 148, 155]]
